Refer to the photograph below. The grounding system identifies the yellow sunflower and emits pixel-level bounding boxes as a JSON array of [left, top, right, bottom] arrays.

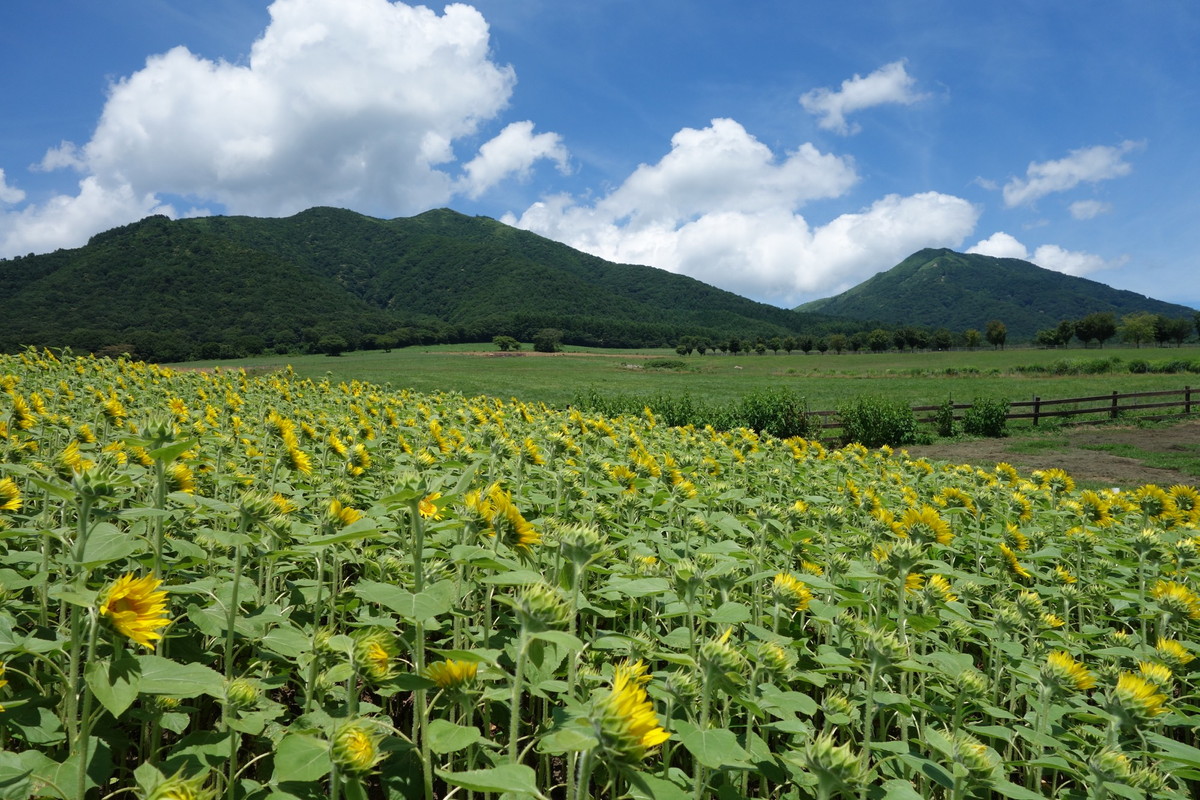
[[99, 573, 170, 649]]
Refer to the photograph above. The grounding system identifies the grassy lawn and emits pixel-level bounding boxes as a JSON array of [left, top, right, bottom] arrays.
[[174, 343, 1200, 415], [1080, 441, 1200, 477]]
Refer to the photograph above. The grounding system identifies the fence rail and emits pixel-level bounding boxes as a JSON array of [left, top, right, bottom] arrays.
[[811, 386, 1197, 437]]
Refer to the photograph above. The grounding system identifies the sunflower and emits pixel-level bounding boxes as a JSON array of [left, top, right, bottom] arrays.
[[1111, 672, 1168, 722], [417, 491, 443, 520], [771, 573, 813, 612], [898, 505, 953, 545], [1042, 651, 1095, 693], [591, 660, 670, 766], [998, 543, 1032, 581], [0, 477, 20, 513], [99, 573, 170, 649], [423, 659, 478, 691], [330, 719, 385, 775], [1151, 579, 1200, 620]]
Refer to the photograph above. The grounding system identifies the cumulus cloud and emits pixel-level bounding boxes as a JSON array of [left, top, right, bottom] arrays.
[[507, 119, 978, 305], [1, 0, 569, 257], [1068, 199, 1112, 220], [0, 170, 25, 205], [458, 121, 569, 199], [967, 231, 1029, 260], [968, 231, 1122, 277], [1002, 141, 1142, 207], [800, 60, 927, 135]]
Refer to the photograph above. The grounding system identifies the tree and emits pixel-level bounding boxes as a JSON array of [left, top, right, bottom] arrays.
[[963, 329, 982, 350], [985, 320, 1007, 350], [828, 333, 848, 354], [695, 340, 708, 355], [932, 328, 953, 351], [768, 336, 783, 355], [728, 337, 741, 355], [317, 334, 349, 356], [532, 328, 563, 353], [492, 335, 520, 352], [1075, 312, 1116, 348], [1055, 319, 1075, 348], [798, 336, 814, 355], [867, 329, 892, 353], [782, 336, 796, 355], [815, 338, 829, 354], [1161, 316, 1192, 347], [1120, 312, 1157, 348]]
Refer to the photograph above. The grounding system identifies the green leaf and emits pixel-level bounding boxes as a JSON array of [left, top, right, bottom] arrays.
[[706, 601, 751, 625], [880, 779, 925, 800], [605, 577, 671, 598], [426, 719, 482, 754], [80, 522, 140, 566], [538, 724, 599, 754], [436, 764, 542, 796], [1144, 732, 1200, 768], [626, 771, 692, 800], [134, 654, 224, 698], [480, 570, 546, 586], [528, 630, 584, 651], [272, 733, 331, 783], [0, 750, 33, 800], [675, 722, 751, 769], [260, 624, 312, 658], [148, 438, 197, 463], [85, 652, 141, 717], [988, 779, 1049, 799], [304, 516, 378, 546], [354, 579, 455, 622]]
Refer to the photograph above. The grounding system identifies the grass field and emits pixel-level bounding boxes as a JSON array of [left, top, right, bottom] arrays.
[[174, 343, 1200, 416]]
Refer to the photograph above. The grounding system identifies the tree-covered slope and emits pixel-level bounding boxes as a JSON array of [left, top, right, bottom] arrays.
[[0, 207, 838, 359], [795, 248, 1195, 338]]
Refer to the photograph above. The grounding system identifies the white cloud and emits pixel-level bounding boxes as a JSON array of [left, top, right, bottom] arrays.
[[967, 231, 1029, 260], [0, 177, 173, 257], [2, 0, 569, 257], [507, 119, 978, 305], [0, 170, 25, 205], [1002, 141, 1142, 207], [458, 121, 569, 199], [1068, 199, 1112, 220], [968, 231, 1122, 277], [1030, 244, 1124, 277], [800, 60, 927, 135]]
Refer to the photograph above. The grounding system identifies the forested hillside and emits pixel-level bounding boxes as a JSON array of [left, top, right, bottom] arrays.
[[0, 208, 848, 360], [797, 248, 1195, 339]]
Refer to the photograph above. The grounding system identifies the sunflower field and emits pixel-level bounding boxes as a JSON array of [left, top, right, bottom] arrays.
[[1, 347, 1199, 800]]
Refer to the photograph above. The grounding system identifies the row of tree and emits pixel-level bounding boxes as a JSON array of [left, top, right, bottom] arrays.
[[671, 322, 1010, 356], [1033, 311, 1197, 349]]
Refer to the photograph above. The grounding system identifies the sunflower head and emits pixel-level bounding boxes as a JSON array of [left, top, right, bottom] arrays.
[[99, 573, 170, 649], [590, 663, 670, 767], [1110, 672, 1169, 725], [352, 628, 401, 683], [771, 573, 813, 612], [330, 719, 386, 775], [146, 769, 216, 800], [1042, 650, 1096, 693], [423, 659, 478, 692]]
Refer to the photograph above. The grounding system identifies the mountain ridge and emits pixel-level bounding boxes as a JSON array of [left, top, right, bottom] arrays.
[[795, 248, 1194, 338]]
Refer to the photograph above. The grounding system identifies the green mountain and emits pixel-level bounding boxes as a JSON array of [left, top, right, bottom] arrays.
[[0, 207, 838, 361], [795, 248, 1195, 339]]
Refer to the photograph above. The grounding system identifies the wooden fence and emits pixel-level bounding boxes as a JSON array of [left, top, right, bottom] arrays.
[[810, 386, 1197, 439]]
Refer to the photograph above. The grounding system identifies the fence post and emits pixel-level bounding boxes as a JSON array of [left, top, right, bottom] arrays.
[[1188, 386, 1193, 416], [1032, 396, 1040, 427], [1111, 390, 1119, 420]]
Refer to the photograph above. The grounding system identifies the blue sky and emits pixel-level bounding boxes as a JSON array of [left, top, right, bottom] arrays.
[[2, 1, 1198, 310]]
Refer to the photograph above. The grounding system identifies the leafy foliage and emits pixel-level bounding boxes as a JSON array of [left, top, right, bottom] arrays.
[[836, 394, 920, 447], [0, 207, 844, 360]]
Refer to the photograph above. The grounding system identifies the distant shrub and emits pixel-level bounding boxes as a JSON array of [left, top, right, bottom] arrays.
[[643, 359, 687, 370], [962, 397, 1010, 438], [837, 395, 919, 448], [734, 387, 819, 440], [1128, 359, 1150, 374], [933, 399, 957, 438]]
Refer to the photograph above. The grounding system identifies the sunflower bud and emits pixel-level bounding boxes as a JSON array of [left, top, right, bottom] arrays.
[[144, 769, 216, 800], [330, 719, 385, 775], [352, 628, 400, 683], [224, 677, 261, 710], [515, 583, 570, 631], [802, 733, 864, 793]]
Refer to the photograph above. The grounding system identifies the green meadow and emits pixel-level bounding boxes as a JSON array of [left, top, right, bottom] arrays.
[[176, 344, 1200, 416]]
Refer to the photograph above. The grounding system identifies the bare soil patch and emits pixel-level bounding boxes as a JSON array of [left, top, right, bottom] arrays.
[[906, 419, 1200, 488]]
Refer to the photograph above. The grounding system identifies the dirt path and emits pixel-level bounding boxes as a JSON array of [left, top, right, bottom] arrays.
[[905, 420, 1200, 488]]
